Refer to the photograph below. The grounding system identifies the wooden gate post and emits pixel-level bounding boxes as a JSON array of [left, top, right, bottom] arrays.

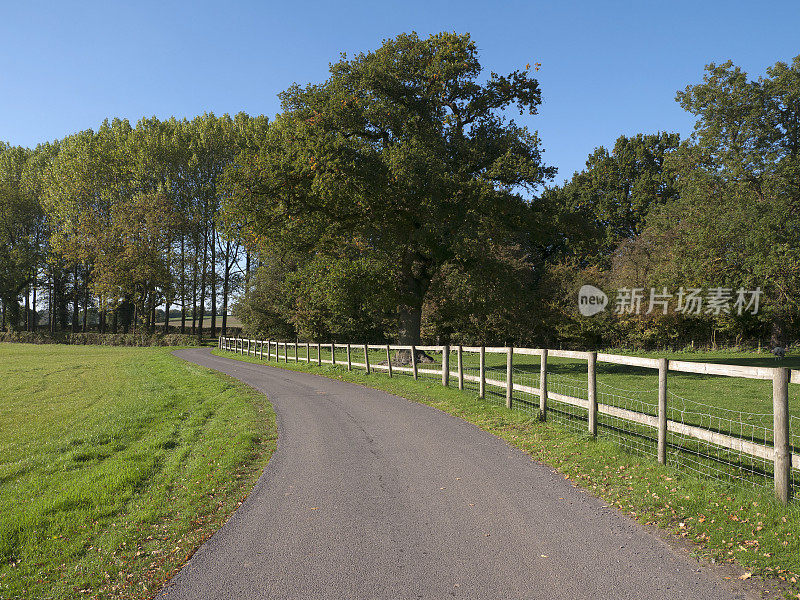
[[457, 346, 463, 391], [588, 351, 597, 436], [539, 349, 548, 421], [364, 344, 370, 374], [386, 345, 393, 377], [506, 347, 513, 409], [773, 367, 791, 503], [658, 358, 668, 464], [317, 343, 322, 366], [346, 343, 352, 371], [442, 345, 450, 387], [411, 346, 418, 380], [479, 345, 485, 399], [331, 343, 336, 366]]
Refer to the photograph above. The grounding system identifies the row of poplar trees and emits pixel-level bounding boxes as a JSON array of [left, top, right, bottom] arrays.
[[0, 113, 267, 335]]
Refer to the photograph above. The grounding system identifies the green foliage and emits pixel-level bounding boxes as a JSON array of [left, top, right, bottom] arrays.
[[222, 32, 555, 344], [0, 330, 200, 346], [551, 132, 680, 266], [0, 144, 43, 328]]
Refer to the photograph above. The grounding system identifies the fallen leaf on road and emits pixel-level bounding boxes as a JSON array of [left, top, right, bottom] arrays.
[[739, 573, 751, 580]]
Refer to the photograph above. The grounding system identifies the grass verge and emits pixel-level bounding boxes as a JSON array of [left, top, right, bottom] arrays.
[[213, 348, 800, 597], [0, 344, 276, 600]]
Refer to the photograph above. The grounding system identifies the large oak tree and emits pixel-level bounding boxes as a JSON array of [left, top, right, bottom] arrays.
[[222, 32, 555, 345]]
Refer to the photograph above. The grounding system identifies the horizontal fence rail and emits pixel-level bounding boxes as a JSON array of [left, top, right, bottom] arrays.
[[219, 337, 800, 503]]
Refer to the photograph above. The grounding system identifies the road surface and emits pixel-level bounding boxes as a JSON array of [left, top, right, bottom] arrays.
[[159, 347, 750, 599]]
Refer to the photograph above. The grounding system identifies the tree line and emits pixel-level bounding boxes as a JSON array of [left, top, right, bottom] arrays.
[[0, 113, 267, 336], [2, 32, 798, 349]]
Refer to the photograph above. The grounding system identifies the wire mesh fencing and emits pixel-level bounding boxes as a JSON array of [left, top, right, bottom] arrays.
[[219, 337, 800, 502]]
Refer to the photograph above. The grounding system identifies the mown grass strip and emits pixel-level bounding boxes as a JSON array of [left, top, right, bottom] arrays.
[[0, 344, 276, 600], [214, 348, 800, 596]]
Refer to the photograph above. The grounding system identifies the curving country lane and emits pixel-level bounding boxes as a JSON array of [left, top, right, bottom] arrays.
[[158, 347, 749, 600]]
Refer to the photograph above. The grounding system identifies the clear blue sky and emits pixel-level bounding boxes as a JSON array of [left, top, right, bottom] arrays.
[[2, 0, 798, 184]]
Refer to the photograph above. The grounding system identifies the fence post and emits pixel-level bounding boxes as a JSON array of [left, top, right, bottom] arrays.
[[347, 343, 352, 371], [658, 358, 668, 465], [588, 351, 597, 437], [773, 367, 790, 503], [284, 342, 288, 363], [506, 347, 513, 409], [240, 338, 244, 355], [411, 346, 418, 380], [442, 345, 450, 387], [386, 345, 393, 377], [331, 343, 336, 366], [364, 344, 370, 374], [457, 345, 463, 391], [479, 345, 485, 399], [539, 349, 548, 420], [259, 340, 263, 360], [294, 339, 298, 362], [306, 342, 310, 363]]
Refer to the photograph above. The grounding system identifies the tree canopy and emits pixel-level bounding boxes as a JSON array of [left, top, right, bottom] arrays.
[[222, 31, 555, 344]]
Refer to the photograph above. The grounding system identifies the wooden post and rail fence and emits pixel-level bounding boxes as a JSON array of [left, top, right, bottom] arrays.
[[219, 336, 797, 503]]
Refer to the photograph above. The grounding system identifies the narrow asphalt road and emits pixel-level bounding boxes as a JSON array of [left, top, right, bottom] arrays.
[[159, 348, 744, 599]]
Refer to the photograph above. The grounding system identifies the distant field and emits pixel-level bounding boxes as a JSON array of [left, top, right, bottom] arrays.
[[167, 315, 241, 329], [0, 344, 275, 599]]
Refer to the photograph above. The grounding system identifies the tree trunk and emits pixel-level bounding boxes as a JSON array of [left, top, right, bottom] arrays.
[[82, 271, 89, 333], [71, 267, 80, 333], [198, 225, 208, 340], [245, 250, 251, 289], [191, 251, 197, 334], [31, 277, 37, 331], [222, 249, 230, 336], [394, 256, 432, 364], [210, 223, 217, 338], [180, 236, 186, 334], [48, 271, 53, 333], [24, 285, 30, 331], [770, 318, 785, 349]]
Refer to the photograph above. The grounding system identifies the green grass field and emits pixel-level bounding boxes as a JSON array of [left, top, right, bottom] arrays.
[[216, 345, 800, 595], [0, 344, 276, 600]]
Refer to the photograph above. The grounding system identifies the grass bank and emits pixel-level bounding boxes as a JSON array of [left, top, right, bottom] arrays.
[[214, 347, 800, 597], [0, 344, 276, 600]]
